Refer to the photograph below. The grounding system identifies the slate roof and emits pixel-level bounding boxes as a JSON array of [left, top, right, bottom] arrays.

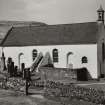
[[1, 22, 99, 47], [0, 25, 11, 44]]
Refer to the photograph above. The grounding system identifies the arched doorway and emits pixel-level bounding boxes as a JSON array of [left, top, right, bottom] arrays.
[[66, 52, 73, 68]]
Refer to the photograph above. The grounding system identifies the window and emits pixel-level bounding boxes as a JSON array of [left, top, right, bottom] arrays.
[[99, 13, 102, 20], [102, 42, 105, 61], [82, 56, 88, 63], [52, 49, 58, 62], [32, 49, 37, 61]]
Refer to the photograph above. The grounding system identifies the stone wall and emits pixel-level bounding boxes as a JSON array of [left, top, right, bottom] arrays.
[[39, 67, 77, 83]]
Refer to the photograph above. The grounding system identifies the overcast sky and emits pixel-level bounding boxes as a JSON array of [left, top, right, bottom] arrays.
[[0, 0, 104, 24]]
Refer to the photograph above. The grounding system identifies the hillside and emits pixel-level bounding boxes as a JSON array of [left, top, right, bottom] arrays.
[[0, 21, 46, 27]]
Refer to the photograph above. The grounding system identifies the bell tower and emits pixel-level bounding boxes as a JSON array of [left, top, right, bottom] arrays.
[[97, 5, 105, 24]]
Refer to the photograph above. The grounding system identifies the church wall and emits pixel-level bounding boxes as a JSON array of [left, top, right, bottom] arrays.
[[2, 44, 97, 78]]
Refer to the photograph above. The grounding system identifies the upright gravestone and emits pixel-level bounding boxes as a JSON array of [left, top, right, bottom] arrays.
[[21, 63, 25, 72], [7, 57, 12, 76], [11, 62, 14, 77], [14, 66, 18, 77], [25, 68, 31, 95], [21, 63, 25, 79], [0, 51, 6, 72]]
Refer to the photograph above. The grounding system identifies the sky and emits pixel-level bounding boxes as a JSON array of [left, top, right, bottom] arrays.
[[0, 0, 105, 24]]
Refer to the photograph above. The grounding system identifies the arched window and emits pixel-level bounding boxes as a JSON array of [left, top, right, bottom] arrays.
[[32, 49, 37, 61], [102, 42, 105, 61], [52, 49, 58, 62], [82, 56, 88, 63]]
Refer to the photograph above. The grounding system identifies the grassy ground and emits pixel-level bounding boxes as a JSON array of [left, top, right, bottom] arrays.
[[0, 78, 104, 105], [0, 88, 98, 105], [0, 89, 61, 105], [78, 83, 105, 91], [76, 78, 105, 91]]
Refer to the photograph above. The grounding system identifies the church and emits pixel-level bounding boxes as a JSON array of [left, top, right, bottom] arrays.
[[0, 6, 105, 79]]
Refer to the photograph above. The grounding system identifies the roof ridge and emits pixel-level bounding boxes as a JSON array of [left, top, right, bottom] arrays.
[[12, 21, 97, 29]]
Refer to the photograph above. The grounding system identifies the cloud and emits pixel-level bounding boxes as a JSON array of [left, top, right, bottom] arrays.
[[0, 0, 104, 24], [0, 0, 28, 20], [24, 0, 99, 24], [0, 0, 26, 11], [24, 0, 56, 10], [26, 0, 51, 4]]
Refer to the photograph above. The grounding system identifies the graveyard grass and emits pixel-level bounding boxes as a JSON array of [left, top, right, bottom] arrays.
[[0, 84, 102, 105], [0, 74, 105, 105], [0, 88, 60, 105]]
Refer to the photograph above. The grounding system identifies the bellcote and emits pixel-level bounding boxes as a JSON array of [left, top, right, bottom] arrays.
[[97, 5, 105, 24]]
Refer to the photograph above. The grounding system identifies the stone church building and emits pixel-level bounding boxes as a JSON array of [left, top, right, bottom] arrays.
[[0, 6, 105, 79]]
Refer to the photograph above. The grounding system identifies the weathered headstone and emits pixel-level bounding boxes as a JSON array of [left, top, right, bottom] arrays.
[[9, 61, 14, 77], [21, 63, 25, 72], [0, 51, 6, 71], [25, 68, 31, 95], [14, 66, 18, 76], [21, 63, 25, 79], [7, 57, 12, 75]]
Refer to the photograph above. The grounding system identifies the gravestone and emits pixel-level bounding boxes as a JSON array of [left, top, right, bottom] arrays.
[[11, 62, 14, 77], [21, 63, 25, 79], [14, 66, 18, 76], [0, 52, 6, 71], [7, 57, 12, 74]]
